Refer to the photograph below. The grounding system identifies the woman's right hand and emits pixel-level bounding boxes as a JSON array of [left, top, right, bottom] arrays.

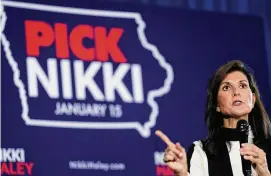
[[155, 130, 188, 176]]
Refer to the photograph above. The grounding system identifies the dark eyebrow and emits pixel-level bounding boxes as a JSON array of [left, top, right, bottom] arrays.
[[240, 80, 248, 83], [220, 80, 248, 86], [220, 82, 230, 86]]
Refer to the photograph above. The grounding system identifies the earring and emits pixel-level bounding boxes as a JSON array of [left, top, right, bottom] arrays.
[[216, 106, 220, 112]]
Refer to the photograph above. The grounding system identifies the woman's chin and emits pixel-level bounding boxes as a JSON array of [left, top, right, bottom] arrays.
[[230, 112, 250, 119]]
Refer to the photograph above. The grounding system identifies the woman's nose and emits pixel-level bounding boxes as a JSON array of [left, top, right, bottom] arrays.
[[233, 92, 240, 96], [233, 87, 240, 96]]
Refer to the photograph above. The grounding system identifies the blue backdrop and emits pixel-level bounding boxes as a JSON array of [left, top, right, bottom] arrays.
[[1, 1, 271, 176]]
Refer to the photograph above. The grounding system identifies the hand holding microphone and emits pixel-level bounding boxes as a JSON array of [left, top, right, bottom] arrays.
[[237, 120, 271, 176]]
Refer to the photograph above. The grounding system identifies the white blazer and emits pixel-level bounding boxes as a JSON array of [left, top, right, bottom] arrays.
[[188, 128, 257, 176]]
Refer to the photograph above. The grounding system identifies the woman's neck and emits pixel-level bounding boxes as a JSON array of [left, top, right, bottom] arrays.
[[223, 115, 248, 128]]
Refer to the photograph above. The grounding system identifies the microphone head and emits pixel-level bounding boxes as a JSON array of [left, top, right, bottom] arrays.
[[237, 119, 249, 134]]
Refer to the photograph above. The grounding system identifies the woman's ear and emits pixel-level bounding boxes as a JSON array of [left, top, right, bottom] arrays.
[[252, 93, 256, 108], [216, 106, 220, 112]]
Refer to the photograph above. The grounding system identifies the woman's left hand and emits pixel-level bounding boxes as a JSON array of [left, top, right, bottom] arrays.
[[240, 143, 271, 176]]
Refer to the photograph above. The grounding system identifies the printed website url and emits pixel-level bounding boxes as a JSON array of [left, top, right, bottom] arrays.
[[69, 160, 126, 172]]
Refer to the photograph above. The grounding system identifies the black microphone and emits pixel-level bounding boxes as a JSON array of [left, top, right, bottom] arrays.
[[237, 120, 251, 176]]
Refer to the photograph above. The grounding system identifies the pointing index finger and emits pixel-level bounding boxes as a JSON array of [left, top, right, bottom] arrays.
[[155, 130, 174, 146]]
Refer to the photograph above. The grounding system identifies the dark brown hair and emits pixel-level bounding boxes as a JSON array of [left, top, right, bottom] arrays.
[[203, 60, 271, 155]]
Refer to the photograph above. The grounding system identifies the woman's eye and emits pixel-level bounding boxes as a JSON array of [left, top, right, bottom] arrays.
[[222, 85, 230, 91], [240, 84, 248, 89]]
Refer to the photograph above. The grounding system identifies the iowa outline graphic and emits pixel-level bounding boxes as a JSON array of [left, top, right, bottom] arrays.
[[1, 1, 174, 138]]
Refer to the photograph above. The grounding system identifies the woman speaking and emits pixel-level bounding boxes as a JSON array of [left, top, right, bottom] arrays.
[[156, 60, 271, 176]]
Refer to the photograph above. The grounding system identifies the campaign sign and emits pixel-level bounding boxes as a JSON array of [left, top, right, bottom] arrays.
[[1, 1, 270, 175]]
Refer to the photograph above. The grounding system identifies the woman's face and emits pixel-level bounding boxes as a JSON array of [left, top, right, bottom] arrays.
[[217, 71, 255, 118]]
